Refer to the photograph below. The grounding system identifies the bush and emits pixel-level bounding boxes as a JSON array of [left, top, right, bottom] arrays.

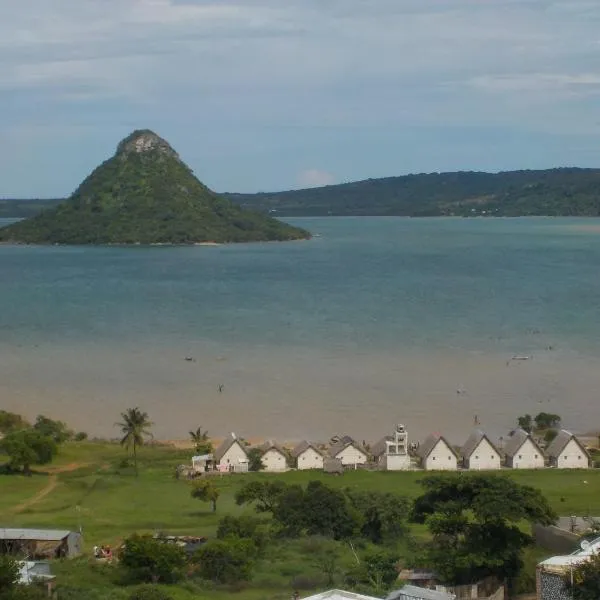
[[74, 432, 89, 441], [216, 515, 267, 550], [290, 574, 325, 590], [193, 538, 255, 584], [128, 585, 173, 600]]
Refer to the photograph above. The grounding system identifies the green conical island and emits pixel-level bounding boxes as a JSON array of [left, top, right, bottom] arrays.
[[0, 130, 310, 245]]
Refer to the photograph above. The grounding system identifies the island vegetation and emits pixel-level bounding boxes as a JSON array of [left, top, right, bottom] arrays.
[[0, 130, 309, 245], [4, 166, 600, 222]]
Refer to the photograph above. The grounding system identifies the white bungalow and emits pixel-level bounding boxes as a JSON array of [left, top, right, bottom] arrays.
[[329, 438, 368, 467], [214, 432, 249, 472], [546, 430, 590, 469], [291, 441, 324, 470], [418, 434, 458, 471], [461, 430, 502, 470], [504, 428, 544, 469], [258, 441, 289, 472]]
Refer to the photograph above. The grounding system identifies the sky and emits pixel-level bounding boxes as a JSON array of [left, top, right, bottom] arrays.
[[1, 0, 600, 196]]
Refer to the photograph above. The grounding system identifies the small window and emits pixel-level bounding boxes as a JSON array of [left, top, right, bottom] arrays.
[[475, 455, 479, 460], [518, 454, 522, 459], [448, 456, 451, 460], [578, 456, 581, 460], [491, 455, 494, 459], [432, 456, 436, 461], [534, 454, 538, 459]]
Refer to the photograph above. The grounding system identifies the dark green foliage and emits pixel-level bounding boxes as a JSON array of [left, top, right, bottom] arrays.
[[226, 168, 600, 217], [119, 534, 186, 584], [193, 538, 255, 584], [217, 515, 263, 543], [412, 473, 557, 585], [33, 415, 72, 443], [0, 428, 57, 474], [0, 554, 19, 592], [74, 432, 89, 441], [234, 480, 288, 512], [247, 448, 265, 472], [567, 552, 600, 599], [0, 130, 309, 245], [0, 411, 30, 434], [188, 427, 212, 456], [0, 199, 62, 219], [534, 412, 561, 430], [544, 429, 559, 444], [116, 408, 153, 476], [517, 414, 533, 433], [346, 490, 410, 543], [345, 550, 400, 595], [127, 584, 173, 600], [190, 480, 220, 512]]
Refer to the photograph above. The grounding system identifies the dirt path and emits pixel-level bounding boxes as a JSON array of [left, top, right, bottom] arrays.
[[12, 462, 90, 513]]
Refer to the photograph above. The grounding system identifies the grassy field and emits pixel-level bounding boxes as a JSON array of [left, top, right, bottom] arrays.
[[1, 441, 599, 599]]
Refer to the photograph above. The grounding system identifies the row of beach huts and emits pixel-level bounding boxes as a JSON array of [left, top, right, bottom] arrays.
[[188, 424, 593, 475]]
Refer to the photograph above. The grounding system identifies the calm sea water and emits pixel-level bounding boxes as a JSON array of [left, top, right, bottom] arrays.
[[1, 217, 600, 443]]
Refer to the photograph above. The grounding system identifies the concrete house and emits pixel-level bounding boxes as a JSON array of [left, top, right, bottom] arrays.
[[387, 586, 456, 600], [291, 440, 324, 470], [546, 430, 590, 469], [329, 438, 368, 467], [461, 430, 502, 470], [258, 440, 289, 472], [214, 433, 249, 472], [372, 424, 412, 470], [504, 428, 544, 469], [418, 434, 458, 471]]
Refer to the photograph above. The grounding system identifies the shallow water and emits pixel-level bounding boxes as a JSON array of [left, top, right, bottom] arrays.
[[1, 217, 599, 444]]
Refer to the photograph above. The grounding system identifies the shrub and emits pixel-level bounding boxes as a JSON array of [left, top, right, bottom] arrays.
[[290, 574, 325, 590], [193, 538, 255, 584], [74, 432, 89, 441], [128, 585, 173, 600]]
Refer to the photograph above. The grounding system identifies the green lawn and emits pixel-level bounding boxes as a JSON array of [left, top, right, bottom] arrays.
[[1, 441, 599, 599]]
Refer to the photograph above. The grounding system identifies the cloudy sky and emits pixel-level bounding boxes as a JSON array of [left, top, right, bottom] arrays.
[[1, 0, 600, 196]]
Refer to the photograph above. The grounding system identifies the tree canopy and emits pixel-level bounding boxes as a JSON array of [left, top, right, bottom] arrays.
[[116, 407, 153, 476], [190, 480, 220, 512], [567, 553, 600, 600], [0, 428, 57, 475]]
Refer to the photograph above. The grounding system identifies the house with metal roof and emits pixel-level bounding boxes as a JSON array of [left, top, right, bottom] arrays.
[[418, 434, 458, 471], [504, 428, 544, 469], [0, 529, 82, 559], [545, 430, 590, 469], [387, 585, 456, 600], [461, 430, 502, 470], [301, 589, 380, 600], [257, 440, 289, 472], [213, 432, 248, 472], [291, 440, 324, 470]]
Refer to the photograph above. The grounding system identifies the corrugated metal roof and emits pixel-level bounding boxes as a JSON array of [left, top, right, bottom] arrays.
[[387, 585, 456, 600], [0, 528, 71, 541], [302, 589, 381, 600]]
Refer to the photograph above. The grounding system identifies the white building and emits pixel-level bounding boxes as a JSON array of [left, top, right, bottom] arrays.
[[291, 440, 325, 470], [258, 441, 289, 472], [302, 589, 381, 600], [329, 438, 368, 467], [504, 428, 544, 469], [418, 434, 458, 471], [372, 424, 412, 471], [213, 433, 249, 472], [545, 430, 590, 469], [461, 430, 502, 470]]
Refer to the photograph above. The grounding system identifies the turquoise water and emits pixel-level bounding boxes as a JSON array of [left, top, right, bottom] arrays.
[[1, 217, 600, 441]]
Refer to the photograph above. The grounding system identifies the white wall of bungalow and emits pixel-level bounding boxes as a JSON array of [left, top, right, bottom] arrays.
[[218, 440, 248, 470], [334, 445, 368, 467], [296, 446, 324, 470], [465, 437, 502, 471], [507, 438, 544, 469], [423, 439, 458, 471], [550, 438, 590, 469], [261, 448, 288, 472]]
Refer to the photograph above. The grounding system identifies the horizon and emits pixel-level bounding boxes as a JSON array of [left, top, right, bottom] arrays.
[[2, 1, 600, 197]]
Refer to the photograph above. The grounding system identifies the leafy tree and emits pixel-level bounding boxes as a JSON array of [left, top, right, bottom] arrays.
[[188, 427, 212, 455], [345, 550, 399, 595], [517, 415, 533, 433], [0, 411, 29, 434], [116, 408, 153, 476], [0, 429, 57, 475], [235, 480, 288, 512], [247, 447, 265, 472], [412, 473, 556, 585], [191, 479, 220, 512], [0, 554, 19, 593], [32, 415, 72, 443], [119, 534, 186, 584], [544, 429, 559, 444], [346, 490, 410, 543], [567, 552, 600, 600], [534, 412, 561, 430], [127, 584, 173, 600], [193, 538, 255, 584]]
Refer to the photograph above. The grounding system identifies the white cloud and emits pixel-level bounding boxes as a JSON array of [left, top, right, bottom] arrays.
[[297, 169, 336, 188]]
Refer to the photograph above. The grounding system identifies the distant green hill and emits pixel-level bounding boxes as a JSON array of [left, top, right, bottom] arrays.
[[4, 167, 600, 221], [0, 130, 309, 244]]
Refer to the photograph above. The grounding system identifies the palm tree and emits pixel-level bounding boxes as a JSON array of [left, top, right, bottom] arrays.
[[189, 426, 213, 454], [116, 407, 153, 476]]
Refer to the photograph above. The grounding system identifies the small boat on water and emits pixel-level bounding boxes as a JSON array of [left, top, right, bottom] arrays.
[[511, 355, 531, 361]]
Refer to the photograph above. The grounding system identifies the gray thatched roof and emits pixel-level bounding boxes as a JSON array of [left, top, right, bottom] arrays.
[[329, 438, 367, 459], [323, 458, 344, 474], [371, 435, 393, 458], [258, 440, 287, 457], [545, 430, 589, 459], [504, 428, 543, 458], [461, 430, 500, 459], [214, 432, 247, 462], [418, 434, 457, 460], [387, 584, 455, 600], [291, 440, 324, 458]]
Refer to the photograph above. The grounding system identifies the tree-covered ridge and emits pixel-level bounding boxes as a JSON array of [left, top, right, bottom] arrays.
[[227, 167, 600, 217], [0, 130, 309, 245]]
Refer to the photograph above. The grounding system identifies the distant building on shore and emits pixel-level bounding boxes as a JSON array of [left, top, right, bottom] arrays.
[[291, 441, 325, 470], [213, 432, 249, 473], [328, 437, 368, 467], [504, 428, 544, 469], [257, 441, 289, 472], [461, 430, 502, 471], [418, 434, 458, 471], [372, 424, 412, 471], [545, 430, 591, 469]]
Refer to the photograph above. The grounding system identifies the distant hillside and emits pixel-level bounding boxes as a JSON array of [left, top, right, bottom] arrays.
[[0, 198, 62, 218], [0, 130, 309, 245], [4, 167, 600, 220], [226, 168, 600, 217]]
